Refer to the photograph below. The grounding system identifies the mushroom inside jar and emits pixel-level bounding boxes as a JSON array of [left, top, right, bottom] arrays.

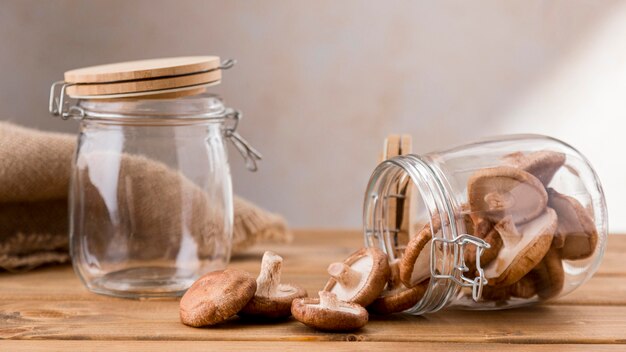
[[463, 216, 503, 275], [468, 166, 548, 225], [502, 150, 566, 186], [398, 215, 444, 289], [548, 188, 599, 260], [482, 209, 556, 287], [399, 224, 432, 288], [460, 150, 600, 304], [369, 259, 428, 315]]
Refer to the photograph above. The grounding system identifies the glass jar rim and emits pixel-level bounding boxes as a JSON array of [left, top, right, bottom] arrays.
[[364, 155, 462, 314], [77, 92, 227, 121]]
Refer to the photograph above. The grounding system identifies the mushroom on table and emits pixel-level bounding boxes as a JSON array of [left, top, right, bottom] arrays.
[[323, 247, 390, 307], [240, 251, 307, 319], [291, 291, 368, 332], [179, 269, 257, 327]]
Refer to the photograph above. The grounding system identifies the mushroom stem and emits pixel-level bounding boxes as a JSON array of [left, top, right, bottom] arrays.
[[484, 192, 514, 211], [388, 259, 402, 289], [327, 262, 362, 288], [256, 251, 283, 297], [494, 216, 522, 248], [318, 291, 341, 310]]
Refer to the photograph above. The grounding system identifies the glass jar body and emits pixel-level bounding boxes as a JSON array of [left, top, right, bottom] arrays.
[[70, 96, 233, 298], [364, 135, 607, 313]]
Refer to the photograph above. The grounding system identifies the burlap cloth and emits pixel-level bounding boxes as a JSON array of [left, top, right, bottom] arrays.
[[0, 122, 291, 272]]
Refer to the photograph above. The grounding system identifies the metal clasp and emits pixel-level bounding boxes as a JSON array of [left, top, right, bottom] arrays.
[[430, 234, 491, 301], [224, 108, 262, 172], [49, 81, 85, 120], [219, 59, 236, 70]]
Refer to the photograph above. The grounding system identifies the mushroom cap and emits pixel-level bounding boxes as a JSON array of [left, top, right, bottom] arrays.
[[463, 218, 503, 274], [291, 294, 368, 332], [484, 208, 557, 287], [399, 221, 437, 288], [368, 280, 429, 315], [179, 269, 256, 327], [481, 271, 538, 301], [468, 166, 548, 224], [510, 273, 537, 299], [239, 284, 308, 319], [532, 246, 564, 300], [323, 247, 390, 307], [503, 150, 566, 186], [480, 285, 511, 302], [547, 188, 598, 260]]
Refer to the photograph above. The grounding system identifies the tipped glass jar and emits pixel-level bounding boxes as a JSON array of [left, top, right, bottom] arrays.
[[363, 135, 607, 314]]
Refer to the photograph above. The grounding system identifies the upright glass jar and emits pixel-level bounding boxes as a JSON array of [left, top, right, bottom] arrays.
[[364, 135, 607, 314], [49, 57, 261, 298]]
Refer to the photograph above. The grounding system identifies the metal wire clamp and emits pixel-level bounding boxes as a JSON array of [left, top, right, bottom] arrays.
[[430, 234, 491, 301], [224, 108, 263, 172], [49, 81, 82, 119]]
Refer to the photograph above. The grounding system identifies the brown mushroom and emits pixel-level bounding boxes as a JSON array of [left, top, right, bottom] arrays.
[[547, 188, 598, 260], [503, 150, 566, 186], [399, 219, 439, 288], [480, 285, 511, 302], [291, 291, 368, 332], [480, 272, 537, 301], [461, 203, 475, 233], [368, 259, 428, 315], [510, 273, 537, 299], [239, 251, 307, 319], [532, 246, 565, 300], [323, 247, 390, 307], [463, 217, 503, 274], [179, 269, 256, 327], [468, 166, 548, 224], [483, 208, 557, 287]]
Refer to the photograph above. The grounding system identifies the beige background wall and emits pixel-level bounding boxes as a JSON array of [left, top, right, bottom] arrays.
[[1, 0, 625, 231]]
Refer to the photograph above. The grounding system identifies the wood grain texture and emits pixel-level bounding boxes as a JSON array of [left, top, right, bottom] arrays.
[[382, 135, 409, 256], [398, 134, 413, 251], [0, 230, 625, 350], [65, 70, 221, 96], [1, 268, 625, 305], [1, 341, 625, 352], [64, 56, 220, 83], [2, 300, 626, 343]]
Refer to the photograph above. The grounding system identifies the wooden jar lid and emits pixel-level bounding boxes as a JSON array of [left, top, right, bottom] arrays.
[[63, 56, 223, 98]]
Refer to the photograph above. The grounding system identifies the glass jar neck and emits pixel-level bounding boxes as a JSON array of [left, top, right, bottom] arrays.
[[363, 154, 471, 314], [77, 93, 228, 123], [73, 93, 261, 171]]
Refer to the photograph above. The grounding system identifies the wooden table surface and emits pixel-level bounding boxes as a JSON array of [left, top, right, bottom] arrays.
[[1, 230, 626, 351]]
